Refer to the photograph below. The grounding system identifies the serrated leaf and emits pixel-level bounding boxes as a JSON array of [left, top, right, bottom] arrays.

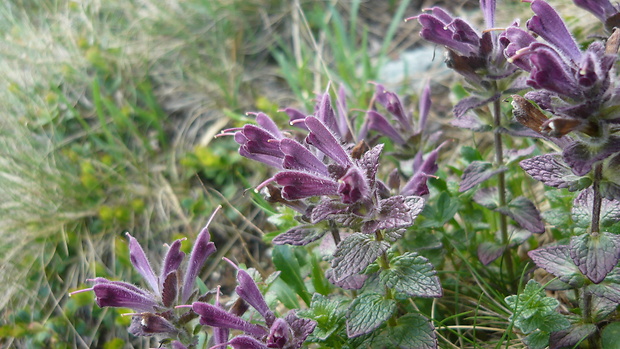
[[379, 252, 442, 298], [272, 224, 326, 246], [331, 233, 389, 282], [499, 196, 545, 233], [588, 282, 620, 303], [375, 195, 424, 231], [528, 245, 587, 287], [549, 323, 597, 349], [520, 154, 591, 191], [478, 241, 505, 266], [346, 293, 396, 338], [459, 161, 507, 192], [388, 313, 437, 349], [572, 189, 620, 229], [570, 232, 620, 284], [297, 293, 346, 341], [523, 330, 550, 349], [326, 269, 368, 290], [602, 322, 620, 349]]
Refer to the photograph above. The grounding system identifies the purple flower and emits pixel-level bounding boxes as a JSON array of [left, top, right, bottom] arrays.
[[409, 0, 519, 84], [70, 208, 221, 341], [193, 259, 316, 349], [572, 0, 620, 30]]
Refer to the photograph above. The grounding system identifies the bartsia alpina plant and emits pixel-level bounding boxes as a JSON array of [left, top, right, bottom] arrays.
[[70, 208, 220, 348]]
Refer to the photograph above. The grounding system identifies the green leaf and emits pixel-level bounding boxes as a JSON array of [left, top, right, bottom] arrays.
[[297, 293, 346, 341], [379, 252, 442, 298], [523, 330, 550, 349], [331, 233, 389, 282], [505, 280, 570, 334], [346, 293, 395, 338], [388, 313, 437, 349], [272, 245, 311, 305], [602, 322, 620, 349]]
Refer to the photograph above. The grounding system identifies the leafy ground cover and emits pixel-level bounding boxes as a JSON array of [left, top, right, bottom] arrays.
[[2, 0, 620, 348]]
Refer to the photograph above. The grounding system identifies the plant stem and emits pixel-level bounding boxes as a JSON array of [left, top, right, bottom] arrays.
[[375, 231, 397, 327], [329, 220, 341, 245], [492, 96, 515, 287], [585, 163, 604, 348]]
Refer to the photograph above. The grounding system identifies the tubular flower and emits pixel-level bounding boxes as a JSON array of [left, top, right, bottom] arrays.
[[572, 0, 620, 31], [192, 258, 316, 349], [69, 208, 220, 342]]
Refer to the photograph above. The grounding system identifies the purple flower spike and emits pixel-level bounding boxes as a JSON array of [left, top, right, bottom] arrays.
[[223, 257, 275, 325], [527, 0, 581, 61], [127, 233, 160, 295], [192, 302, 269, 338], [182, 207, 219, 303], [91, 283, 158, 312], [528, 47, 582, 99], [280, 139, 329, 176], [305, 116, 352, 168], [338, 167, 369, 204]]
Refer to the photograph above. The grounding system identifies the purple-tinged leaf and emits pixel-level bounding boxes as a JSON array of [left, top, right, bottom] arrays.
[[192, 302, 268, 337], [127, 233, 159, 295], [450, 113, 492, 132], [310, 199, 349, 223], [499, 196, 545, 234], [478, 241, 505, 266], [182, 211, 218, 303], [588, 281, 620, 303], [600, 181, 620, 201], [375, 196, 425, 231], [549, 323, 597, 349], [284, 310, 317, 349], [160, 239, 185, 288], [379, 252, 442, 297], [358, 144, 383, 183], [331, 233, 389, 282], [572, 188, 620, 229], [305, 116, 351, 167], [520, 154, 592, 191], [227, 335, 269, 349], [563, 137, 620, 176], [366, 111, 406, 145], [453, 94, 500, 118], [473, 187, 499, 210], [92, 283, 158, 312], [527, 0, 581, 62], [280, 139, 328, 176], [528, 245, 587, 287], [274, 171, 339, 200], [272, 225, 326, 246], [569, 232, 620, 284], [128, 313, 178, 336], [460, 161, 507, 192], [337, 167, 369, 204], [389, 313, 437, 349], [591, 292, 619, 321], [325, 269, 367, 290], [346, 293, 396, 338]]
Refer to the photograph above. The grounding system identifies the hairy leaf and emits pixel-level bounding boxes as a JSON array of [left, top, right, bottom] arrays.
[[523, 331, 550, 349], [549, 323, 597, 349], [473, 187, 499, 210], [569, 232, 620, 284], [346, 293, 396, 338], [379, 252, 442, 298], [520, 154, 591, 190], [297, 294, 346, 341], [272, 225, 326, 246], [572, 189, 620, 229], [331, 233, 389, 282], [528, 245, 587, 287], [459, 161, 507, 192], [325, 269, 367, 290], [375, 195, 425, 231], [478, 241, 505, 266], [499, 196, 545, 233], [388, 313, 437, 349]]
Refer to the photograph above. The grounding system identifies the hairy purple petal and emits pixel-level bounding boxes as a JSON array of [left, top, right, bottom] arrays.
[[501, 27, 537, 71], [227, 335, 269, 349], [417, 13, 478, 57], [254, 112, 283, 139], [480, 0, 496, 27], [315, 92, 340, 138], [224, 260, 276, 325], [366, 111, 406, 144], [92, 283, 158, 312], [305, 117, 351, 167], [182, 214, 218, 303], [90, 278, 152, 297], [192, 302, 268, 338], [127, 233, 159, 295], [418, 82, 432, 134], [274, 171, 339, 200], [128, 313, 178, 336], [527, 0, 581, 61], [282, 107, 309, 131], [528, 48, 582, 99], [160, 239, 185, 288], [267, 318, 291, 348], [280, 139, 328, 176]]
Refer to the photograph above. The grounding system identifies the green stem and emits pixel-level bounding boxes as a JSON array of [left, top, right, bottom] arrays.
[[585, 163, 604, 347], [492, 96, 515, 287], [329, 220, 341, 245]]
